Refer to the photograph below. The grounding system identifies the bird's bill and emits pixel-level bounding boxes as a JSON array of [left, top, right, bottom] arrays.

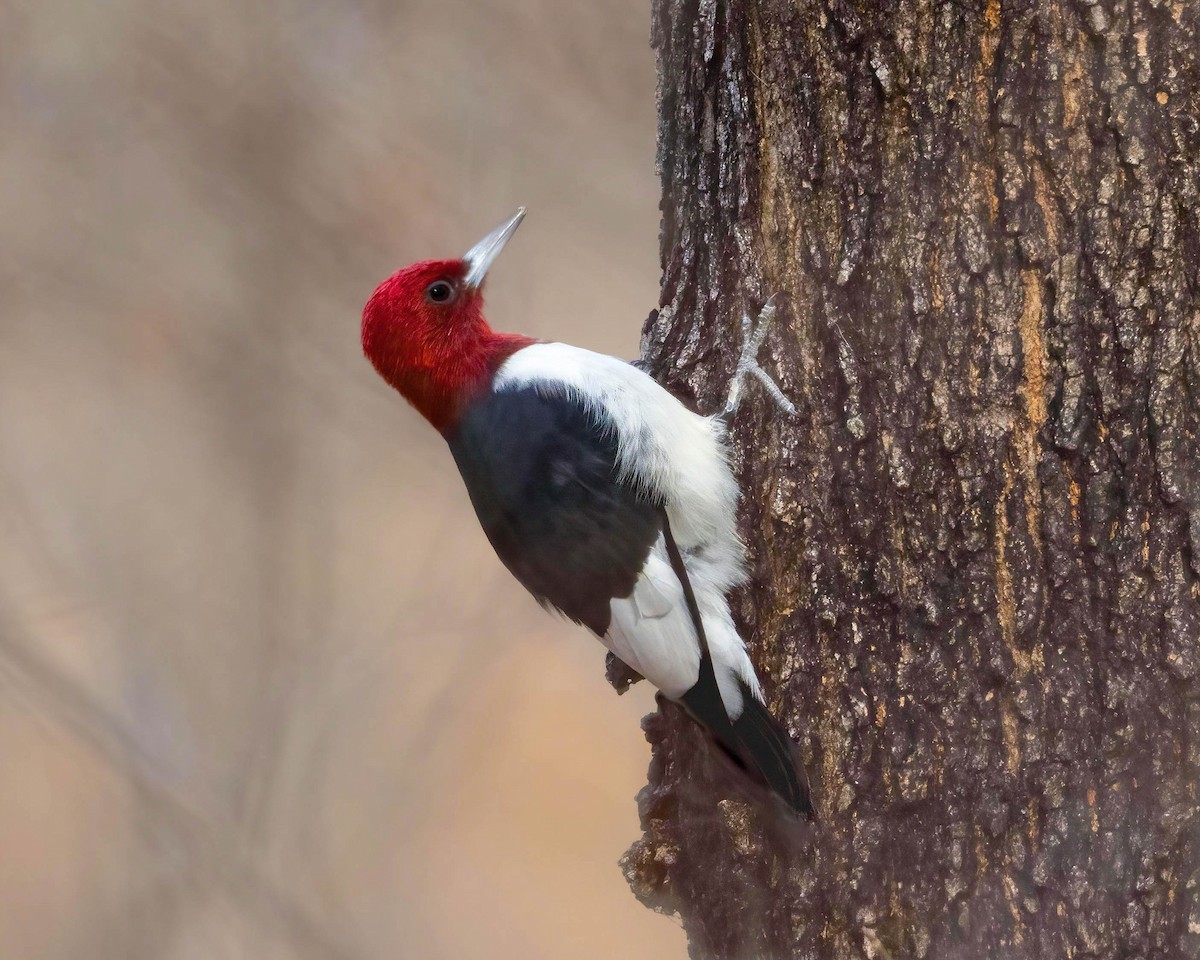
[[462, 207, 526, 291]]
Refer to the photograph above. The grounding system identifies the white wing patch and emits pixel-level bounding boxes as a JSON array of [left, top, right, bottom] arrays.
[[606, 549, 698, 700], [604, 539, 762, 717], [632, 572, 674, 619]]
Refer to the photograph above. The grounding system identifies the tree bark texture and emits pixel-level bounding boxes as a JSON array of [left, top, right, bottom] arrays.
[[622, 2, 1200, 957]]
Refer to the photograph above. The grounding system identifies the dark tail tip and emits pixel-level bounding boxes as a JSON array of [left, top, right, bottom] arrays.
[[679, 672, 815, 821], [726, 689, 815, 820]]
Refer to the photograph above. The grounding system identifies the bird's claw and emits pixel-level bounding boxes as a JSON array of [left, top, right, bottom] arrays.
[[722, 297, 796, 419]]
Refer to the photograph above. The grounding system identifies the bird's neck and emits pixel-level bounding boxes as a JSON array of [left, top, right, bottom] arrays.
[[391, 328, 534, 434]]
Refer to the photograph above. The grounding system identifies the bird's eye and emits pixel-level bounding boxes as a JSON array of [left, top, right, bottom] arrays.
[[426, 280, 454, 304]]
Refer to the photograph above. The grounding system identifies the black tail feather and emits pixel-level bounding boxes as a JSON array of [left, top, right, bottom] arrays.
[[660, 509, 814, 821], [681, 675, 815, 821], [726, 684, 814, 819]]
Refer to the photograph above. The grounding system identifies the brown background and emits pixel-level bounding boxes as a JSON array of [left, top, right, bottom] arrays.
[[0, 0, 685, 956]]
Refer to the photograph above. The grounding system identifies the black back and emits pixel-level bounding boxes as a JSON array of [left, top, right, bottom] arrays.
[[448, 386, 662, 635]]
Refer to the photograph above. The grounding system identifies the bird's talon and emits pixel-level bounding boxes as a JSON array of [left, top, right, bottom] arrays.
[[723, 298, 793, 419]]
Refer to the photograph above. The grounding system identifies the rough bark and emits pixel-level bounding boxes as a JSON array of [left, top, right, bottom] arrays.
[[622, 1, 1200, 957]]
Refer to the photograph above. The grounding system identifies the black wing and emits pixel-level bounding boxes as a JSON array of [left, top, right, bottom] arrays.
[[448, 386, 662, 635]]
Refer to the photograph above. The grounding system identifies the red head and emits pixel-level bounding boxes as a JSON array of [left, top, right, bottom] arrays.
[[362, 209, 533, 434]]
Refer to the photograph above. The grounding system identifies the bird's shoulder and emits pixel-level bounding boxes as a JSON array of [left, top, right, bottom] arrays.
[[491, 340, 677, 410]]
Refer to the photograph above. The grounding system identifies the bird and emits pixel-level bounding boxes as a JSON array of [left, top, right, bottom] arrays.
[[361, 209, 813, 820]]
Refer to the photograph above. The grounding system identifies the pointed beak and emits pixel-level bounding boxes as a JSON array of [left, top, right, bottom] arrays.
[[462, 207, 525, 291]]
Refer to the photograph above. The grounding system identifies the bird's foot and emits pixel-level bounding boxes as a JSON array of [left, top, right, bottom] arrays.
[[605, 652, 644, 695], [722, 297, 796, 420]]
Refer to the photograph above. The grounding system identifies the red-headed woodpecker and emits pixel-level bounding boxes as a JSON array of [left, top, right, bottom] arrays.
[[362, 210, 813, 819]]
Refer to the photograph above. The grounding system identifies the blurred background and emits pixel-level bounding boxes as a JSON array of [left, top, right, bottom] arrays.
[[0, 1, 681, 957]]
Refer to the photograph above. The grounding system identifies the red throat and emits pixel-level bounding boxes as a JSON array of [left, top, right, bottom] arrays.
[[361, 260, 533, 434]]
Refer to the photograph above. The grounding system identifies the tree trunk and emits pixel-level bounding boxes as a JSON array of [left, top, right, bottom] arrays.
[[622, 1, 1200, 957]]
